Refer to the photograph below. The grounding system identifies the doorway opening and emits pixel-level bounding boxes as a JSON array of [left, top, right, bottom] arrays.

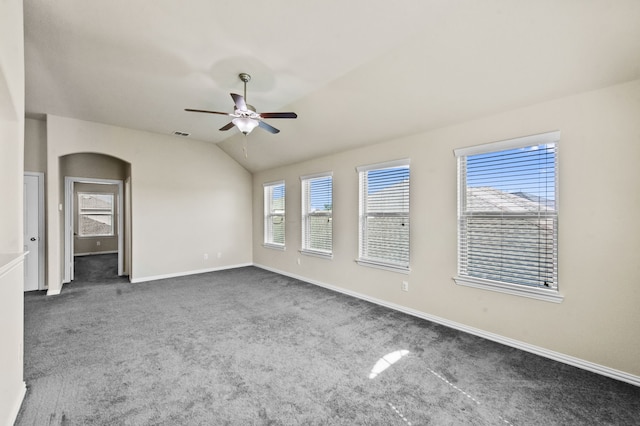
[[60, 152, 131, 285], [64, 177, 124, 283]]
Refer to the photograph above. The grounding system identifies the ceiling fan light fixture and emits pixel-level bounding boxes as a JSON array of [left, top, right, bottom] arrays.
[[232, 117, 259, 135]]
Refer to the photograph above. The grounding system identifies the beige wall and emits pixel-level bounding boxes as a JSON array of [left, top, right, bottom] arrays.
[[253, 79, 640, 379], [0, 0, 26, 423], [60, 152, 129, 180], [46, 115, 253, 292], [58, 154, 129, 256], [24, 118, 47, 173]]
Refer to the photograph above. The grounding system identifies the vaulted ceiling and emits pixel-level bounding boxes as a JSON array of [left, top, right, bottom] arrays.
[[24, 0, 640, 172]]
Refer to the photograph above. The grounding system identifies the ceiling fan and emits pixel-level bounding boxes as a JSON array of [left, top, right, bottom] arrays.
[[185, 73, 297, 135]]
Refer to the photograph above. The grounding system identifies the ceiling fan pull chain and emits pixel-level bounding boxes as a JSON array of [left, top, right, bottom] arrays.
[[243, 135, 248, 159]]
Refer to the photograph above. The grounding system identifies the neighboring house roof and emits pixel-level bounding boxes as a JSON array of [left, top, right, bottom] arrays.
[[366, 180, 410, 213], [79, 194, 113, 210], [79, 215, 113, 236], [467, 187, 554, 213]]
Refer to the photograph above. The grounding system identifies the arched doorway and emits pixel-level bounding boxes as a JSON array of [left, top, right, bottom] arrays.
[[60, 153, 131, 283]]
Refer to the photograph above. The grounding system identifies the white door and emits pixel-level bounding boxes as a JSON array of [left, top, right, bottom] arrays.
[[24, 174, 42, 291]]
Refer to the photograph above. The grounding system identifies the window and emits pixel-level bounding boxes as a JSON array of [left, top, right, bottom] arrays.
[[357, 159, 410, 272], [78, 192, 115, 237], [454, 131, 561, 302], [301, 172, 333, 257], [264, 181, 285, 249]]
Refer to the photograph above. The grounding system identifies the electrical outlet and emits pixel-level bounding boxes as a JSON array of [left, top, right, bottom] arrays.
[[297, 258, 301, 265], [204, 253, 208, 260], [402, 281, 409, 292], [96, 241, 101, 246], [217, 252, 222, 259]]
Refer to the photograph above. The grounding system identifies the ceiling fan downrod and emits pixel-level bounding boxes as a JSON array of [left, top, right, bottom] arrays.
[[238, 73, 251, 103]]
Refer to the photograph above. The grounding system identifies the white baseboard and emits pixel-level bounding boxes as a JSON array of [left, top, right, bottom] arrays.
[[130, 263, 253, 284], [6, 381, 26, 426], [46, 287, 62, 296], [254, 263, 640, 388]]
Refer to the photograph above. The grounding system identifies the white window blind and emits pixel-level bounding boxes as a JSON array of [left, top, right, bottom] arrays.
[[455, 132, 559, 295], [78, 192, 115, 237], [301, 173, 333, 257], [264, 181, 285, 248], [357, 159, 410, 272]]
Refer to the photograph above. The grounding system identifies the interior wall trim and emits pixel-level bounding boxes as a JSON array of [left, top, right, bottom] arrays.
[[254, 263, 640, 388], [129, 263, 253, 284]]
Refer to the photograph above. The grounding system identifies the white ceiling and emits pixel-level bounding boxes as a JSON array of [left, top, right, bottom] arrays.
[[24, 0, 640, 172]]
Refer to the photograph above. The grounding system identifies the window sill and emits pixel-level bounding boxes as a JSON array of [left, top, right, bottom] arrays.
[[453, 275, 564, 303], [300, 249, 333, 260], [263, 243, 286, 251], [356, 259, 410, 274]]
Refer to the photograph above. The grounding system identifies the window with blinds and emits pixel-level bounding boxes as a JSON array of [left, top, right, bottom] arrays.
[[301, 173, 333, 257], [78, 192, 115, 237], [357, 159, 410, 272], [264, 181, 285, 248], [454, 131, 560, 301]]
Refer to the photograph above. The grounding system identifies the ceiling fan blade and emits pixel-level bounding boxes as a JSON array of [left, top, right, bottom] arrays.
[[230, 93, 247, 111], [258, 121, 280, 134], [259, 112, 298, 119], [185, 108, 230, 116], [219, 122, 235, 131]]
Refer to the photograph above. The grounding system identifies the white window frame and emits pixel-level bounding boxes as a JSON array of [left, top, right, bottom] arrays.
[[263, 180, 286, 250], [453, 131, 562, 303], [77, 192, 115, 237], [356, 158, 411, 274], [300, 172, 333, 259]]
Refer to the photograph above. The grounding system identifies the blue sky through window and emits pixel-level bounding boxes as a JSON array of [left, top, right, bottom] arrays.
[[272, 184, 285, 199], [367, 166, 410, 195], [309, 177, 332, 211], [466, 144, 556, 201]]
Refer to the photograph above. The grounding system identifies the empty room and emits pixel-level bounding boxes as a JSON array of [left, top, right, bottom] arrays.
[[2, 0, 640, 424]]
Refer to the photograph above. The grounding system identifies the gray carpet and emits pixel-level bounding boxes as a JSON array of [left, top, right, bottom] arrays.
[[17, 256, 640, 425], [72, 254, 126, 284]]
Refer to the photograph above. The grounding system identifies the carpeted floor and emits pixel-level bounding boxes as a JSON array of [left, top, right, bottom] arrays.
[[17, 255, 640, 425], [72, 253, 126, 284]]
